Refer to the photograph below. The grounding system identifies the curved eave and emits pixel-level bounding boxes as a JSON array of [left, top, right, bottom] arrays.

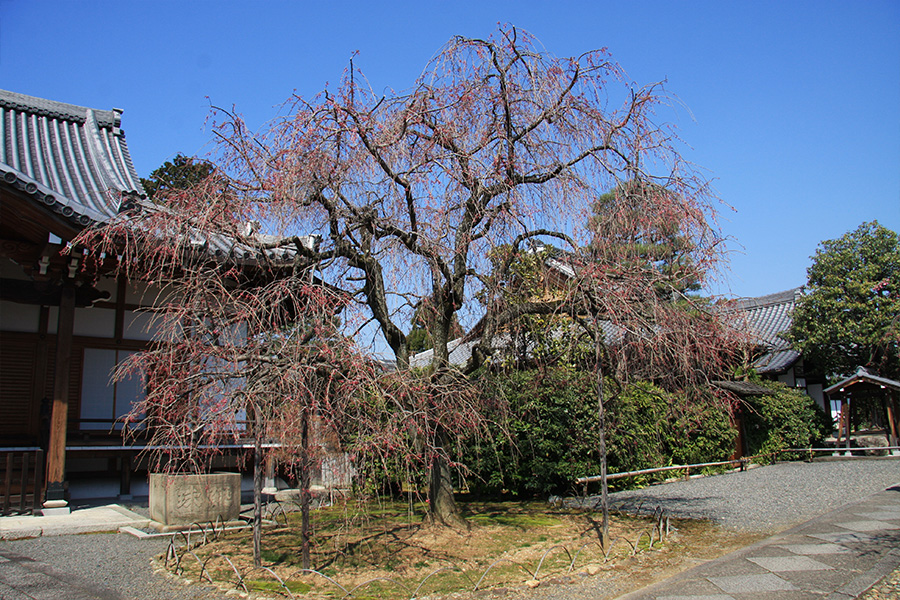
[[752, 348, 800, 375], [825, 368, 900, 396], [0, 90, 145, 232], [1, 167, 107, 229]]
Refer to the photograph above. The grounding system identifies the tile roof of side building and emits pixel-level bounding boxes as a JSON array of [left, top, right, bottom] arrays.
[[731, 287, 803, 374], [410, 289, 806, 373], [0, 89, 145, 228]]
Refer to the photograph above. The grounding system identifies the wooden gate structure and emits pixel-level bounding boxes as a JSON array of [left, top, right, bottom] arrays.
[[826, 367, 900, 454]]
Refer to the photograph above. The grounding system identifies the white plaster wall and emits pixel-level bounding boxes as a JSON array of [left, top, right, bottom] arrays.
[[125, 280, 173, 306], [80, 348, 117, 429], [113, 350, 144, 426], [0, 300, 40, 333], [73, 306, 115, 337], [806, 383, 825, 412], [778, 369, 796, 388], [94, 276, 119, 301], [81, 348, 146, 430], [124, 310, 159, 341]]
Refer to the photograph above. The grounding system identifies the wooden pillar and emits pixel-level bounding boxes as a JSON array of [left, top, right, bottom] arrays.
[[119, 453, 132, 498], [44, 283, 75, 514], [844, 395, 852, 456], [886, 391, 900, 454], [833, 396, 843, 454], [263, 454, 276, 493], [731, 404, 747, 460]]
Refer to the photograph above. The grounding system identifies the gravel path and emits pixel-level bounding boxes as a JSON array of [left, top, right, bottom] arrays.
[[0, 457, 897, 599], [593, 457, 900, 532], [0, 533, 231, 600]]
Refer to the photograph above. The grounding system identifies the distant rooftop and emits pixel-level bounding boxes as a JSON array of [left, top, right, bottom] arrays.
[[732, 287, 802, 374]]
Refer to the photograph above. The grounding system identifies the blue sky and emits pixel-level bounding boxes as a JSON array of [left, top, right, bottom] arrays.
[[1, 0, 898, 299]]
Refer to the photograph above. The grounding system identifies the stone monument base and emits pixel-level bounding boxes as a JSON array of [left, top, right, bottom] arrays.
[[149, 472, 241, 526]]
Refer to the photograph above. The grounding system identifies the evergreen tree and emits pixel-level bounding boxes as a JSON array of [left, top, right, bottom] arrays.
[[140, 154, 216, 201], [788, 221, 900, 380]]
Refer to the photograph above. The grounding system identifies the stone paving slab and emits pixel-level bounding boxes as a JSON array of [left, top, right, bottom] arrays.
[[808, 531, 877, 544], [777, 568, 853, 594], [834, 520, 900, 532], [659, 594, 734, 600], [855, 510, 900, 520], [778, 543, 851, 555], [0, 504, 150, 539], [746, 555, 833, 572], [709, 572, 799, 593], [617, 486, 900, 600], [693, 560, 768, 578]]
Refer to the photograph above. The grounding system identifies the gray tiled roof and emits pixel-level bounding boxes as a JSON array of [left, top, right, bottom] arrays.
[[731, 287, 802, 374], [409, 322, 614, 369], [0, 89, 306, 264], [824, 366, 900, 395], [410, 288, 805, 374], [0, 89, 144, 229]]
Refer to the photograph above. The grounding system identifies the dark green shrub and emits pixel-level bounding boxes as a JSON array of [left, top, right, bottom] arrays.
[[744, 382, 830, 456], [666, 388, 737, 466], [466, 369, 737, 496], [466, 368, 600, 497], [604, 381, 670, 472], [606, 383, 735, 474]]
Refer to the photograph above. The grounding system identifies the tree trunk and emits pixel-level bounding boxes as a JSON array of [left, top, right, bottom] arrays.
[[300, 407, 311, 570], [595, 336, 610, 548], [423, 304, 465, 527], [253, 419, 263, 567], [428, 443, 465, 528]]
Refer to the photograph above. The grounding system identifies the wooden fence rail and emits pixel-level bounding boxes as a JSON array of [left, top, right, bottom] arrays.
[[576, 446, 900, 486], [0, 448, 44, 516]]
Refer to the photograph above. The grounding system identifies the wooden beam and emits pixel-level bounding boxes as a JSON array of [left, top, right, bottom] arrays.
[[44, 283, 75, 511], [0, 278, 109, 307], [731, 404, 746, 460], [844, 397, 852, 454]]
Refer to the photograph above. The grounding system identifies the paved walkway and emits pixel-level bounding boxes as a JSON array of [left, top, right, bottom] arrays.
[[0, 504, 150, 539], [619, 484, 900, 600]]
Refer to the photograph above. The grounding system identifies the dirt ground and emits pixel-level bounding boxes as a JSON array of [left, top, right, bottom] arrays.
[[170, 504, 766, 599]]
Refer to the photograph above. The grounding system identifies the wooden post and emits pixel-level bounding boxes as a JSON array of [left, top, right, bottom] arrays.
[[732, 404, 746, 460], [844, 395, 852, 456], [44, 283, 75, 514], [834, 397, 843, 455], [119, 453, 132, 498], [886, 391, 900, 455]]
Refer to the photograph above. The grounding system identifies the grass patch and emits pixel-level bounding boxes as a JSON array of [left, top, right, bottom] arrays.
[[175, 497, 727, 599], [246, 579, 312, 594]]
